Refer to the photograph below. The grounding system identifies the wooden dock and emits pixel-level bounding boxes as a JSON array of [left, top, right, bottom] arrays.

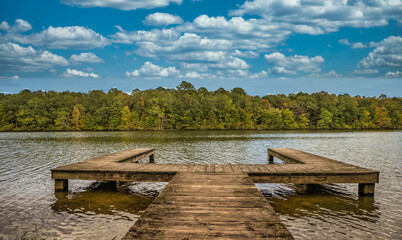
[[51, 148, 379, 239], [123, 173, 293, 239]]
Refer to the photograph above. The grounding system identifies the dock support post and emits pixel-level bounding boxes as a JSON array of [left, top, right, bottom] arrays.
[[55, 179, 68, 192], [268, 154, 274, 164], [359, 183, 375, 197], [149, 154, 155, 163], [116, 181, 129, 189], [295, 184, 320, 193]]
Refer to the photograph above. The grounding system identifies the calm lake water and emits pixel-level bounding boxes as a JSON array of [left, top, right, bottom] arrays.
[[0, 131, 401, 239]]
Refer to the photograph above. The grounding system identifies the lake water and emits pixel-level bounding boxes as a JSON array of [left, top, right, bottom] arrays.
[[0, 131, 401, 239]]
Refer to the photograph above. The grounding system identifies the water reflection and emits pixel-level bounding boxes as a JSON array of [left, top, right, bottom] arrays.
[[53, 191, 154, 218], [0, 131, 400, 240], [259, 183, 381, 239]]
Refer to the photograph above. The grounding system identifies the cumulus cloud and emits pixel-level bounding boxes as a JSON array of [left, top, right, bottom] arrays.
[[224, 69, 268, 79], [385, 71, 402, 78], [230, 0, 402, 34], [26, 26, 110, 49], [126, 61, 179, 78], [177, 15, 289, 49], [338, 38, 351, 46], [265, 52, 324, 75], [359, 36, 402, 69], [0, 43, 69, 72], [339, 38, 374, 49], [0, 19, 31, 32], [61, 0, 182, 10], [351, 42, 369, 49], [112, 29, 250, 72], [250, 70, 268, 79], [179, 71, 215, 79], [111, 27, 179, 44], [144, 13, 183, 26], [233, 50, 259, 58], [2, 25, 110, 50], [70, 52, 103, 64], [63, 68, 99, 78], [352, 69, 379, 74], [307, 70, 342, 78], [0, 21, 9, 31]]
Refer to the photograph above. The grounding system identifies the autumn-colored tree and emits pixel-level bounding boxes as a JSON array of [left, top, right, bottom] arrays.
[[0, 82, 400, 131]]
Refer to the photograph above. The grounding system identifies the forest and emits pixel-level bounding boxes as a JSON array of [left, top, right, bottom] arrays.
[[0, 81, 401, 131]]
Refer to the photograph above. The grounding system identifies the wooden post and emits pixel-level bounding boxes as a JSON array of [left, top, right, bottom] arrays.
[[359, 183, 375, 196], [149, 154, 155, 163], [268, 154, 274, 164], [55, 179, 68, 192], [116, 181, 129, 189], [295, 184, 320, 193]]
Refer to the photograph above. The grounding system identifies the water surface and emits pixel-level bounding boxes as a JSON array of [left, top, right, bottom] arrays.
[[0, 131, 401, 239]]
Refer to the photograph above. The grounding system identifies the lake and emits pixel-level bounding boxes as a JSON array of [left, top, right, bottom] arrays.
[[0, 130, 401, 239]]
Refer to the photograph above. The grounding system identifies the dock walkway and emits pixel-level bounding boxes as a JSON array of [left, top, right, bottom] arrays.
[[123, 172, 293, 239], [51, 148, 379, 239]]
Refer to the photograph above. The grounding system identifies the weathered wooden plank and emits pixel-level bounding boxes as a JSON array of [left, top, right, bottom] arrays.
[[205, 164, 215, 173], [123, 173, 294, 240], [222, 164, 233, 173], [215, 164, 224, 173]]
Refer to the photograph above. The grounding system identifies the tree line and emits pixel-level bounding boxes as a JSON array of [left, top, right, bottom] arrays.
[[0, 81, 401, 131]]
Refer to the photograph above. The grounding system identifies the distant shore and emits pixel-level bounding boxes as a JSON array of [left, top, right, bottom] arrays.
[[1, 82, 401, 132]]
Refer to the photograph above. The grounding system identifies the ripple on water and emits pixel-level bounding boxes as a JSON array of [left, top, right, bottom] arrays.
[[0, 131, 401, 239]]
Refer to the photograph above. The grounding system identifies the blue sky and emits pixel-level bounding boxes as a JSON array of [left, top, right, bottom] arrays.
[[0, 0, 401, 96]]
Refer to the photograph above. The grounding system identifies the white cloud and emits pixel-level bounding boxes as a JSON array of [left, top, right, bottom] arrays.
[[224, 69, 268, 79], [359, 36, 402, 68], [12, 75, 19, 79], [179, 71, 215, 79], [3, 26, 110, 50], [12, 19, 32, 32], [177, 15, 289, 49], [339, 38, 375, 49], [63, 68, 99, 78], [307, 70, 342, 78], [0, 21, 10, 31], [0, 43, 69, 72], [111, 28, 179, 44], [385, 71, 402, 78], [338, 38, 351, 45], [126, 61, 179, 78], [353, 69, 379, 74], [28, 26, 110, 49], [249, 70, 268, 79], [211, 56, 249, 69], [270, 66, 296, 75], [265, 52, 324, 75], [351, 42, 368, 49], [144, 13, 183, 26], [230, 0, 402, 34], [233, 50, 259, 58], [0, 19, 31, 32], [70, 52, 103, 64], [61, 0, 182, 10]]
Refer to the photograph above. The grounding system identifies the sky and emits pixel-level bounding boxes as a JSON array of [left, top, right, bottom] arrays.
[[0, 0, 401, 96]]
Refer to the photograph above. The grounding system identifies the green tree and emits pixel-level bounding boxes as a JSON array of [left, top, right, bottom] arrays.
[[266, 108, 282, 129], [120, 106, 134, 130], [71, 104, 85, 130], [317, 108, 333, 129], [282, 108, 298, 129], [297, 114, 309, 129]]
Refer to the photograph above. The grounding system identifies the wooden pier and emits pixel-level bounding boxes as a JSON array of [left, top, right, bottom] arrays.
[[51, 148, 379, 239]]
